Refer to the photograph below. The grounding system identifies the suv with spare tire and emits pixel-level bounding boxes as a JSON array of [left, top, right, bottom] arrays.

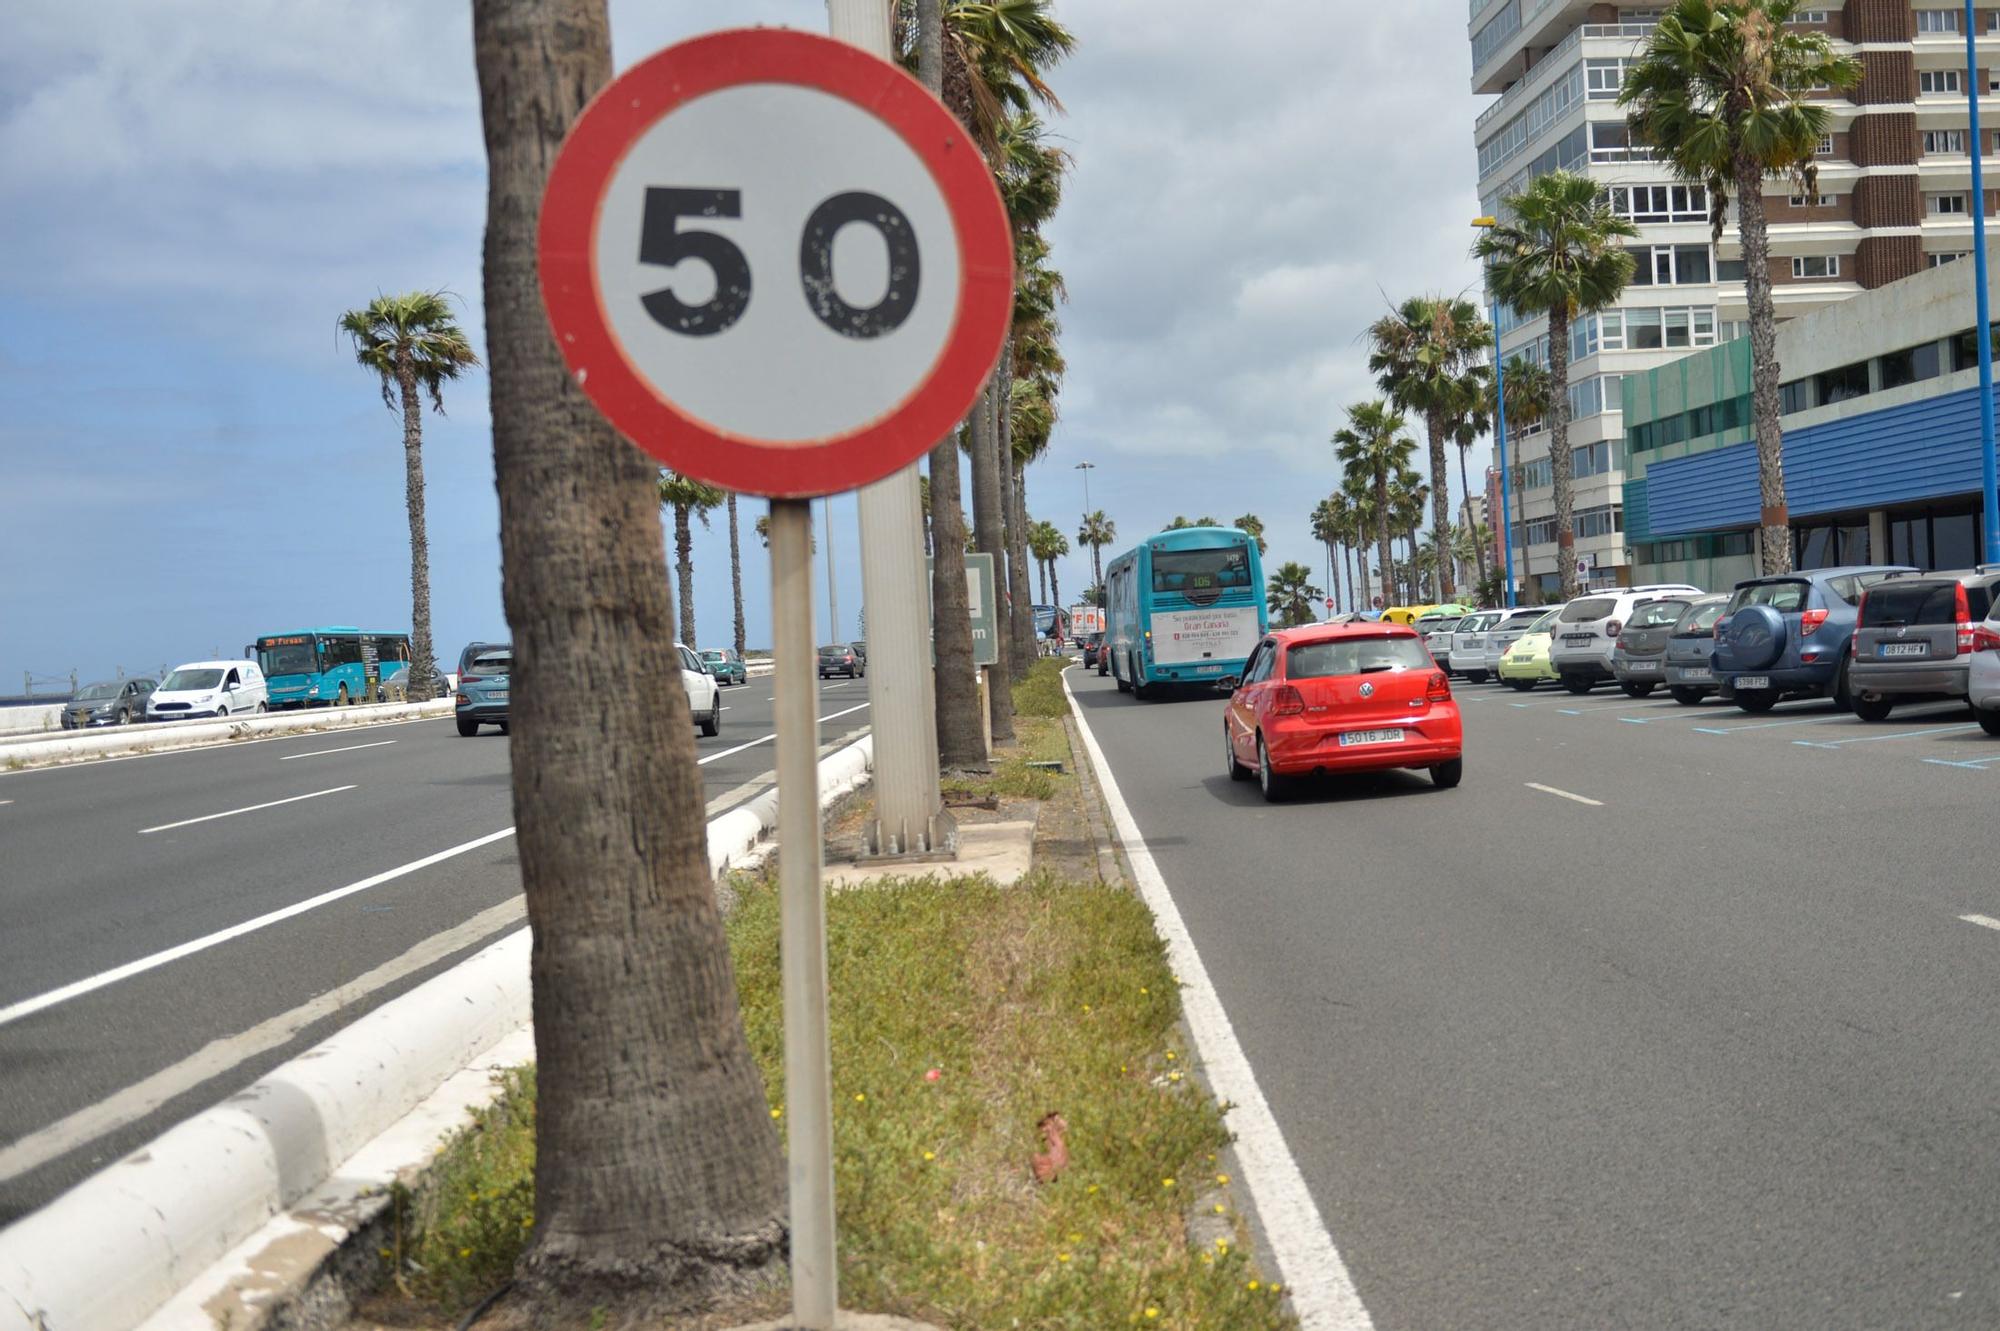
[[1712, 565, 1914, 714]]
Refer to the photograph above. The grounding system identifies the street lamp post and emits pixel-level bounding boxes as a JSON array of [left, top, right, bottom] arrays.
[[1472, 216, 1518, 608], [1075, 460, 1095, 520], [1966, 0, 2000, 562]]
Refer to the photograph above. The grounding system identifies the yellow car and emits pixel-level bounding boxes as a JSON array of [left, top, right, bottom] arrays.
[[1497, 607, 1562, 689], [1382, 602, 1472, 626]]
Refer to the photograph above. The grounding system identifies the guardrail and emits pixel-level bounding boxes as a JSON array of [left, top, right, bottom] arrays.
[[0, 700, 455, 770]]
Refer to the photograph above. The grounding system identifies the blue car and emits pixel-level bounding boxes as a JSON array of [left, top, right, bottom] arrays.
[[1712, 565, 1914, 713], [455, 646, 512, 736]]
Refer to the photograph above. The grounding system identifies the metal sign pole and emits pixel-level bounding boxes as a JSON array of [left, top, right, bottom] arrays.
[[770, 497, 837, 1329]]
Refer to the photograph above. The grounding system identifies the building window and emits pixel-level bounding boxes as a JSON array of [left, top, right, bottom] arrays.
[[1878, 342, 1943, 390], [1781, 378, 1814, 414], [1923, 129, 1967, 155], [1524, 515, 1557, 547], [1814, 360, 1871, 405], [1917, 9, 1961, 33], [1476, 64, 1586, 179], [1949, 324, 2000, 370], [1628, 243, 1713, 285], [1585, 58, 1633, 100], [1789, 192, 1834, 207], [1920, 70, 1964, 96], [1715, 258, 1747, 282], [1930, 251, 1970, 267], [1523, 456, 1553, 490], [1590, 122, 1650, 162], [1605, 183, 1708, 223], [1792, 254, 1841, 278], [1716, 532, 1754, 557], [1719, 319, 1750, 342], [1929, 193, 1969, 215], [1648, 539, 1690, 563], [1575, 503, 1624, 539], [1817, 132, 1835, 156]]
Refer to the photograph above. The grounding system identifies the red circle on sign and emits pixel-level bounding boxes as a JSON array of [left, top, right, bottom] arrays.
[[538, 28, 1013, 499]]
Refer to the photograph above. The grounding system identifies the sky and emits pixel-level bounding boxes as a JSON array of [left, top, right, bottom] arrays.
[[0, 0, 1489, 689]]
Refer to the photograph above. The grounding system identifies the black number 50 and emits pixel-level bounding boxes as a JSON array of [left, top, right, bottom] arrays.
[[638, 187, 920, 340]]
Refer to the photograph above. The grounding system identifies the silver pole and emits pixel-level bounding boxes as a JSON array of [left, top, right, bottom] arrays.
[[771, 498, 837, 1329]]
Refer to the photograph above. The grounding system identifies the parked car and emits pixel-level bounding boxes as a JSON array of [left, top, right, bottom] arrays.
[[1847, 568, 2000, 721], [1080, 631, 1105, 668], [1967, 593, 2000, 736], [148, 660, 267, 721], [1608, 596, 1695, 698], [1481, 606, 1555, 677], [679, 642, 723, 736], [818, 644, 864, 679], [1448, 610, 1504, 683], [1497, 608, 1563, 690], [849, 640, 869, 664], [1223, 622, 1463, 802], [383, 663, 452, 701], [1662, 593, 1730, 704], [1548, 585, 1703, 694], [61, 678, 157, 728], [455, 647, 512, 736], [701, 647, 748, 686], [1415, 615, 1462, 672], [1714, 565, 1914, 713]]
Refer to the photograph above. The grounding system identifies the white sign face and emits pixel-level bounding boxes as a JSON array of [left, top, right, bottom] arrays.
[[1153, 607, 1263, 666], [594, 84, 962, 446]]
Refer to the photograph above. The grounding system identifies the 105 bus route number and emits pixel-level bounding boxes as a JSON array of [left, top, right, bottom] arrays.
[[638, 187, 921, 341]]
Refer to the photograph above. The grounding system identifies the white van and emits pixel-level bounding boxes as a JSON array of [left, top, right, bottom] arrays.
[[147, 660, 269, 721]]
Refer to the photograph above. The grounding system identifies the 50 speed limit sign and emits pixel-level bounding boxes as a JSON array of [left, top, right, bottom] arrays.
[[538, 28, 1014, 498]]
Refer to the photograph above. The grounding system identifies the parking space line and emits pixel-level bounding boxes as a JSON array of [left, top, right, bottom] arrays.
[[1793, 723, 1981, 750], [1525, 782, 1603, 806], [1924, 756, 2000, 770], [278, 740, 397, 761], [1959, 914, 2000, 932], [1692, 715, 1837, 734], [137, 785, 356, 835], [1617, 717, 1650, 724]]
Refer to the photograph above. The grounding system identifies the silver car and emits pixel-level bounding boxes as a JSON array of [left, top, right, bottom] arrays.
[[1449, 610, 1504, 683], [1482, 606, 1555, 676], [1662, 593, 1729, 704], [1608, 596, 1694, 698], [1849, 569, 2000, 722], [1417, 616, 1462, 672]]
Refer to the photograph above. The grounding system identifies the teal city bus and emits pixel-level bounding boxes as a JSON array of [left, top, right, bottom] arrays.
[[1104, 526, 1268, 698], [255, 627, 412, 708]]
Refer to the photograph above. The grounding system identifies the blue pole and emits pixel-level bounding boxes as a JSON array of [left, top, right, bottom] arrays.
[[1490, 301, 1518, 607], [1969, 0, 2000, 562]]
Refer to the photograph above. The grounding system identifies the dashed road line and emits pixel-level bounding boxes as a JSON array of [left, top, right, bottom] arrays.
[[137, 785, 356, 835], [1959, 914, 2000, 932], [279, 739, 398, 761], [1524, 782, 1604, 806]]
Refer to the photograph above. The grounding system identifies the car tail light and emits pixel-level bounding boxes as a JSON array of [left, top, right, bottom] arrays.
[[1427, 671, 1452, 702], [1605, 619, 1622, 638], [455, 692, 470, 705], [1800, 608, 1829, 636], [1269, 685, 1305, 716], [1971, 625, 2000, 652], [1955, 583, 1976, 655]]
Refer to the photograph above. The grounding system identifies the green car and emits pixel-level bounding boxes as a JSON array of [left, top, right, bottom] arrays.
[[701, 647, 748, 687]]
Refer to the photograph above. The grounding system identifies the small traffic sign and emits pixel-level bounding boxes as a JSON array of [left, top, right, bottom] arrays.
[[1324, 596, 1336, 611], [539, 28, 1014, 498]]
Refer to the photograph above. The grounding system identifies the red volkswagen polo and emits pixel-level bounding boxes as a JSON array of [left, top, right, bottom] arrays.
[[1223, 622, 1464, 802]]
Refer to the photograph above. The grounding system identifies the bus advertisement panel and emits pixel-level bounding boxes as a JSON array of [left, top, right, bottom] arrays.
[[1103, 526, 1267, 697]]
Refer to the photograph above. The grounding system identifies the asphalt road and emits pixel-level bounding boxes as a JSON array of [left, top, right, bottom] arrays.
[[1070, 665, 2000, 1330], [0, 675, 871, 1222]]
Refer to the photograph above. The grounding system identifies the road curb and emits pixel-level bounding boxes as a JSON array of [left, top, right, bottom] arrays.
[[0, 736, 875, 1331], [0, 701, 456, 771]]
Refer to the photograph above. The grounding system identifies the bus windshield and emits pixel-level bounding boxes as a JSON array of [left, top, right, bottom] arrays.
[[1151, 547, 1251, 595], [259, 638, 317, 676]]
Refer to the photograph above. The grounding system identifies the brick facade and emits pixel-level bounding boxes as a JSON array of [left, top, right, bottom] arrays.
[[1851, 173, 1920, 230], [1854, 235, 1924, 290], [1843, 0, 1914, 44]]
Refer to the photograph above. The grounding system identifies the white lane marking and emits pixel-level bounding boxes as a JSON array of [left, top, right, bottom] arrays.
[[0, 799, 12, 806], [696, 701, 872, 766], [1524, 782, 1603, 806], [278, 739, 399, 761], [0, 827, 517, 1030], [137, 784, 356, 835], [1064, 673, 1374, 1329], [1960, 914, 2000, 932], [0, 897, 528, 1184], [0, 713, 446, 779]]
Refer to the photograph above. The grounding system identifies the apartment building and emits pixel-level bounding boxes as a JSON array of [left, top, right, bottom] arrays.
[[1469, 0, 1999, 594]]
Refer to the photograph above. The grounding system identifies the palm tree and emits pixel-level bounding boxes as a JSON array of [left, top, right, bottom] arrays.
[[1333, 400, 1417, 608], [1028, 519, 1070, 606], [726, 493, 745, 657], [1500, 354, 1552, 602], [1267, 562, 1322, 629], [1165, 514, 1223, 530], [1078, 509, 1116, 600], [470, 2, 784, 1315], [1233, 513, 1268, 556], [1367, 295, 1492, 601], [337, 290, 479, 702], [657, 471, 725, 647], [1341, 471, 1379, 611], [1473, 170, 1637, 599], [1390, 468, 1431, 601], [1310, 495, 1347, 613], [1621, 0, 1860, 574]]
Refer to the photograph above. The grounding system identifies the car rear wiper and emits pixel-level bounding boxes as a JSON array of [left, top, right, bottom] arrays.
[[1359, 664, 1399, 674]]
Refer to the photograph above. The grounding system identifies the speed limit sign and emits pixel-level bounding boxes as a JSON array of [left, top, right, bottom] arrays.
[[538, 28, 1014, 498]]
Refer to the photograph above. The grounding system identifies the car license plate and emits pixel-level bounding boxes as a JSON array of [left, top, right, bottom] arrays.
[[1563, 633, 1593, 643], [1339, 728, 1405, 747], [1736, 675, 1769, 690], [1682, 666, 1712, 681], [1630, 660, 1659, 672], [1880, 643, 1927, 657], [491, 690, 509, 700]]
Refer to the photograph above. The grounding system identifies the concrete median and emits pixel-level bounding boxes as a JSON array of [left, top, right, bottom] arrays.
[[0, 700, 456, 771]]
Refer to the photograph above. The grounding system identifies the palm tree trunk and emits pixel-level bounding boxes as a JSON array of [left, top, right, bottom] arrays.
[[727, 492, 745, 657], [1459, 447, 1487, 586], [1374, 476, 1394, 609], [1737, 150, 1792, 575], [1547, 302, 1578, 600], [929, 425, 985, 769], [1515, 460, 1533, 603], [1037, 554, 1048, 605], [674, 505, 698, 647], [1051, 560, 1060, 609], [394, 355, 438, 701], [471, 0, 785, 1313], [1427, 409, 1455, 600], [969, 377, 1013, 740], [1008, 460, 1036, 678], [1355, 546, 1371, 612]]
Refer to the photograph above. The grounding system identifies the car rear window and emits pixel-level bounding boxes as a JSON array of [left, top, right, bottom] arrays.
[[1502, 610, 1546, 628], [1287, 636, 1431, 679], [1727, 580, 1809, 614], [1629, 600, 1689, 629], [1862, 580, 1988, 625], [1423, 618, 1462, 634], [468, 653, 512, 674], [1676, 601, 1726, 634], [1559, 598, 1616, 623]]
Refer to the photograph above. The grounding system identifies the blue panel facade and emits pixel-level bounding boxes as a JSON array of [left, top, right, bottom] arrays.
[[1623, 476, 1651, 543], [1641, 383, 1997, 538]]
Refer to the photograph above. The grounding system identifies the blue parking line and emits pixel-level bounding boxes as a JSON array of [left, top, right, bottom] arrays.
[[1618, 717, 1649, 724], [1692, 716, 1837, 735], [1792, 723, 1981, 750], [1923, 756, 2000, 770], [1557, 708, 1582, 715]]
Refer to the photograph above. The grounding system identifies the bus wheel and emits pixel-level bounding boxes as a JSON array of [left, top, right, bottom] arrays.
[[336, 684, 350, 706]]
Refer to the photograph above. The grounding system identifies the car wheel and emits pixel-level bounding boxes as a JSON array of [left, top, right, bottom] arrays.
[[1225, 724, 1251, 781], [1669, 686, 1706, 706], [1466, 670, 1488, 684], [1620, 681, 1655, 698], [1430, 757, 1464, 789], [457, 716, 480, 737], [255, 701, 268, 714], [1734, 688, 1779, 714], [1506, 678, 1535, 692], [1852, 696, 1894, 723], [216, 706, 229, 719], [1831, 659, 1854, 713], [701, 694, 722, 737], [1256, 736, 1289, 803], [117, 708, 132, 725], [1562, 674, 1594, 695], [1979, 708, 2000, 737]]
